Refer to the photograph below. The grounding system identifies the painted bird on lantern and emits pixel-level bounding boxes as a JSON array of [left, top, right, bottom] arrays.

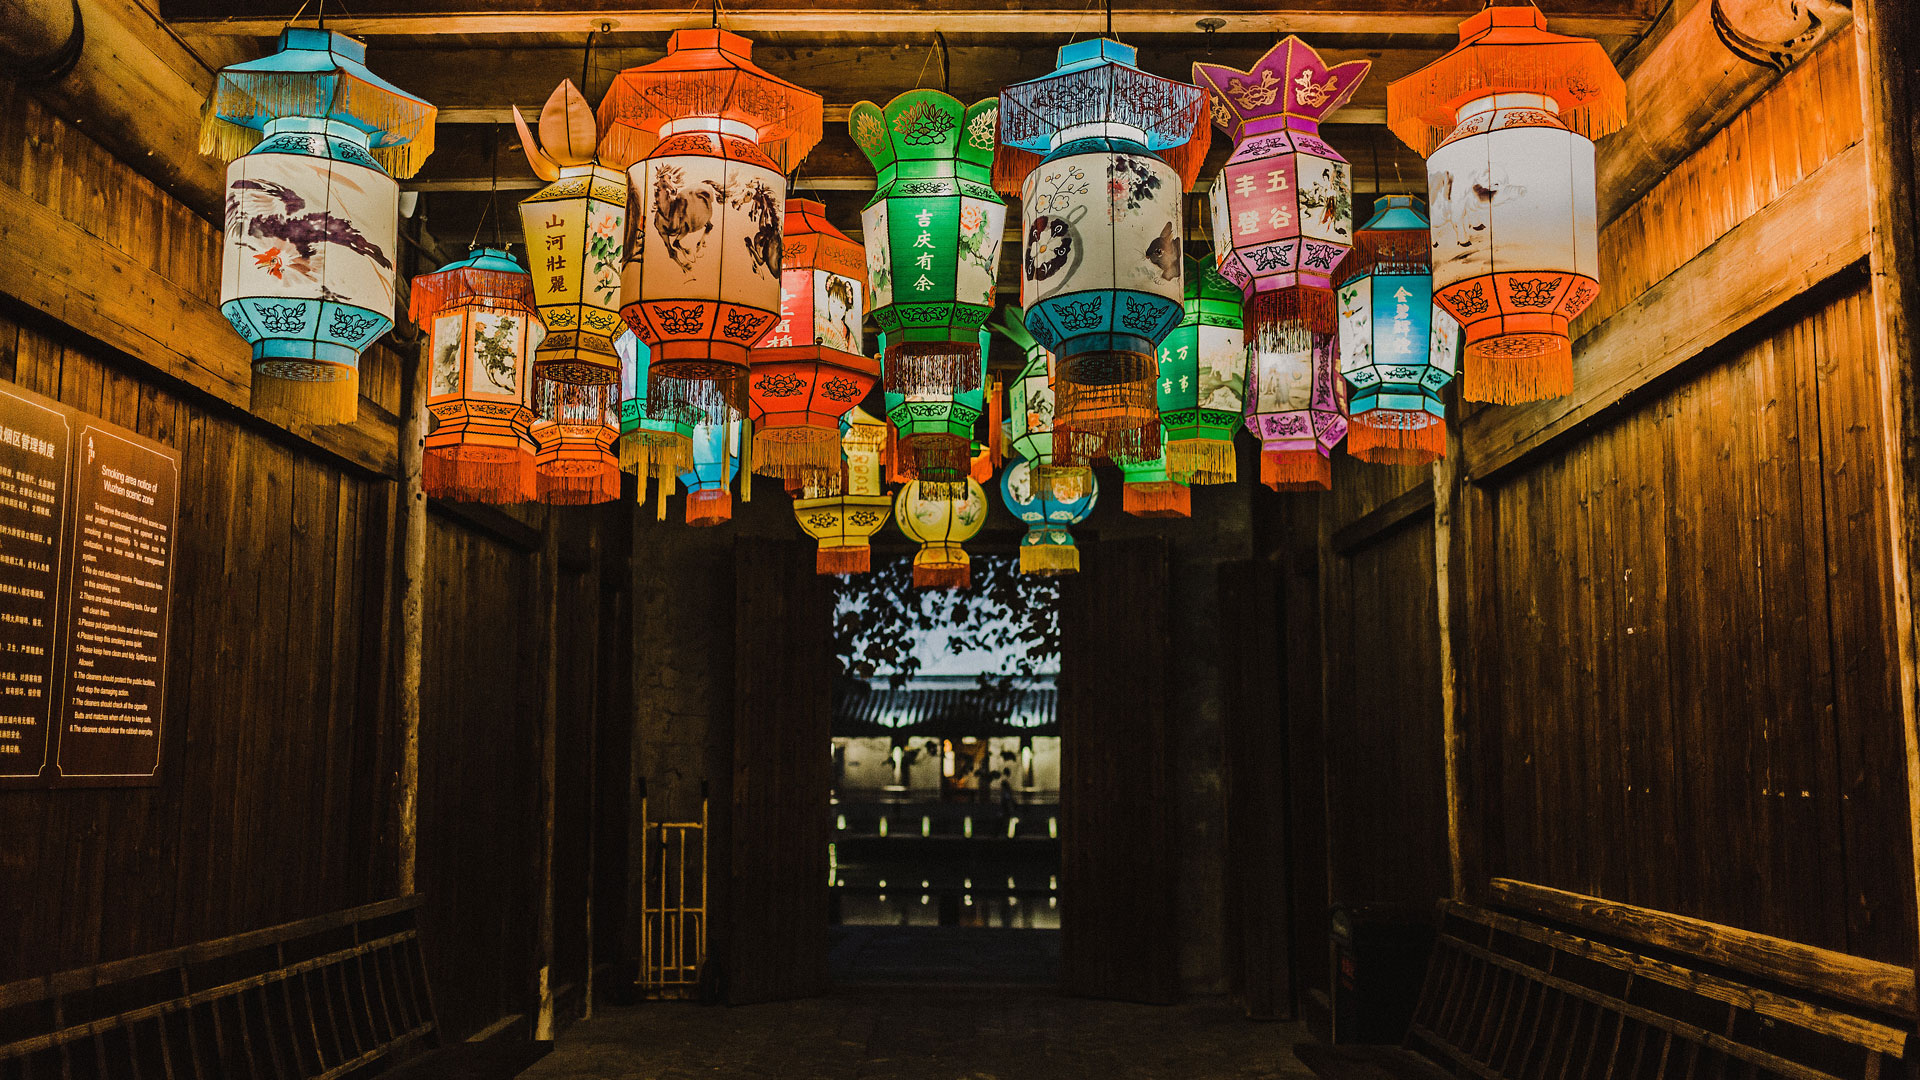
[[225, 180, 395, 283]]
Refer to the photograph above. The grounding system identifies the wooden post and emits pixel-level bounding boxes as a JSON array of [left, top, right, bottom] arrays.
[[1853, 0, 1920, 991], [397, 338, 428, 896], [1432, 437, 1468, 902], [535, 517, 560, 1040]]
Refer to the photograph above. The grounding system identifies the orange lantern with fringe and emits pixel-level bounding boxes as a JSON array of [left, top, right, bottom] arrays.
[[748, 199, 877, 490], [1195, 38, 1368, 433], [1120, 435, 1190, 518], [599, 29, 823, 425], [414, 247, 538, 503], [532, 397, 620, 505], [1388, 4, 1622, 404]]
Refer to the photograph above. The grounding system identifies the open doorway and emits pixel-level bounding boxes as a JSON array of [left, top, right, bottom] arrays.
[[826, 552, 1061, 985]]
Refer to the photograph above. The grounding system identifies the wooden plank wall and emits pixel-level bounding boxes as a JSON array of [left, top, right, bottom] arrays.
[[1285, 23, 1917, 992], [0, 83, 630, 1039]]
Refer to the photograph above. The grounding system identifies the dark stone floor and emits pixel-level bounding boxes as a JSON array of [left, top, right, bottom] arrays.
[[521, 988, 1316, 1080]]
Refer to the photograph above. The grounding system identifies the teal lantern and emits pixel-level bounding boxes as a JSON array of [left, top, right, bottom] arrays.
[[616, 329, 695, 509], [849, 90, 1006, 401], [204, 28, 436, 426], [883, 328, 989, 497], [1119, 432, 1189, 518], [680, 419, 740, 527], [1335, 196, 1460, 466], [1000, 457, 1097, 576], [1157, 258, 1247, 485]]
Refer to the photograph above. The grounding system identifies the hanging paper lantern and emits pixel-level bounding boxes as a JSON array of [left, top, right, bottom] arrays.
[[532, 397, 620, 505], [992, 305, 1072, 492], [1120, 434, 1191, 518], [1194, 37, 1369, 365], [205, 28, 434, 426], [794, 407, 893, 575], [997, 40, 1210, 467], [514, 81, 630, 425], [411, 247, 539, 503], [680, 419, 741, 527], [1388, 5, 1623, 404], [848, 90, 1005, 402], [600, 30, 823, 424], [1245, 329, 1347, 491], [1336, 197, 1461, 465], [883, 329, 988, 497], [1001, 457, 1096, 576], [615, 329, 695, 497], [1157, 257, 1247, 485], [748, 199, 877, 488], [894, 478, 988, 589]]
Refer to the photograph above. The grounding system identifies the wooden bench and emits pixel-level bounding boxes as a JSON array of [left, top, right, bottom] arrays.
[[1296, 880, 1912, 1080], [0, 896, 541, 1080]]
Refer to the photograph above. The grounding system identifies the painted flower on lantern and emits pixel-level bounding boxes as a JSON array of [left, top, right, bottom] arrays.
[[412, 247, 541, 504]]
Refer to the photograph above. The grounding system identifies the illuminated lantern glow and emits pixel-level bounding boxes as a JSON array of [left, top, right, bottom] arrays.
[[599, 30, 823, 424], [615, 330, 695, 503], [205, 29, 433, 426], [1157, 257, 1247, 484], [996, 39, 1210, 467], [1246, 329, 1347, 491], [794, 407, 893, 575], [1001, 457, 1096, 575], [849, 90, 1006, 402], [1388, 5, 1623, 404], [514, 81, 630, 425], [1120, 434, 1191, 518], [532, 399, 620, 505], [1336, 196, 1460, 465], [748, 200, 877, 489], [411, 247, 539, 503], [993, 306, 1073, 497], [680, 419, 741, 527], [894, 478, 988, 590], [1194, 38, 1368, 343], [883, 330, 988, 498]]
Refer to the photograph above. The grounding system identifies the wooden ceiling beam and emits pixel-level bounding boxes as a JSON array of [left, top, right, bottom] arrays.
[[433, 104, 1390, 125], [166, 9, 1651, 39]]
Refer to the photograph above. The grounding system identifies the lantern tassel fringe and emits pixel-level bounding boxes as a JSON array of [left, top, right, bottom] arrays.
[[617, 436, 651, 475], [408, 270, 537, 323], [817, 546, 872, 575], [686, 489, 733, 527], [534, 377, 620, 424], [536, 464, 622, 505], [883, 342, 984, 397], [1020, 543, 1081, 576], [252, 370, 360, 427], [1386, 42, 1627, 157], [1055, 422, 1162, 469], [751, 432, 842, 480], [1261, 448, 1332, 492], [901, 434, 973, 489], [1248, 287, 1337, 339], [1165, 439, 1237, 485], [424, 449, 535, 504], [1464, 337, 1575, 405], [200, 72, 437, 178], [914, 562, 971, 590], [1348, 413, 1448, 466], [648, 369, 749, 426], [1124, 481, 1192, 518]]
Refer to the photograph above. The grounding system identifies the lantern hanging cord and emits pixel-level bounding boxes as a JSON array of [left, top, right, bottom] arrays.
[[470, 125, 502, 250], [580, 28, 597, 101], [279, 0, 312, 34], [937, 32, 950, 93]]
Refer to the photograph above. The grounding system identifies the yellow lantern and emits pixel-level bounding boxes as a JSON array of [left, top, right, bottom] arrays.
[[894, 477, 988, 589]]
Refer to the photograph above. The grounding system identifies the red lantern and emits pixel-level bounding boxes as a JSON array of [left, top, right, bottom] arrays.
[[599, 30, 824, 424], [747, 199, 878, 490], [411, 248, 538, 504]]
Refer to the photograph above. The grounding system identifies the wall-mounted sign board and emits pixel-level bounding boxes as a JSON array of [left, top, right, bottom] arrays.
[[0, 380, 179, 788]]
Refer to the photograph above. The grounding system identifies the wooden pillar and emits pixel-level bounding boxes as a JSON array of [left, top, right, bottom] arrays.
[[397, 340, 427, 896], [1853, 0, 1920, 987], [1432, 440, 1468, 903], [535, 517, 561, 1038]]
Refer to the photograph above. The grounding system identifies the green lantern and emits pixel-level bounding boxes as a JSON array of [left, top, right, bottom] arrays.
[[883, 328, 988, 497], [849, 90, 1006, 402], [1156, 257, 1246, 485], [992, 305, 1058, 473], [1119, 431, 1190, 518]]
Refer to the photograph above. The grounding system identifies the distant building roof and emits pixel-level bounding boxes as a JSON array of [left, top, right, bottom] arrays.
[[833, 675, 1057, 737]]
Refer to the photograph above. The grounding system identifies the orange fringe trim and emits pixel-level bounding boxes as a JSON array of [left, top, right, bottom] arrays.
[[1124, 481, 1192, 518], [914, 562, 971, 590], [1347, 413, 1448, 467], [536, 463, 621, 505], [424, 448, 534, 504], [818, 546, 871, 575], [1261, 448, 1332, 492], [1463, 335, 1574, 405], [686, 488, 733, 527]]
